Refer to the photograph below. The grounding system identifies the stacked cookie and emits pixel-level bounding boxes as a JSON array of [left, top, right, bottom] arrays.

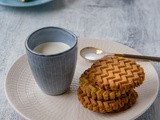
[[77, 56, 145, 113]]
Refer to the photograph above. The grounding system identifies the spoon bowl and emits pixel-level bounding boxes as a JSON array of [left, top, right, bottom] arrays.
[[80, 47, 114, 61]]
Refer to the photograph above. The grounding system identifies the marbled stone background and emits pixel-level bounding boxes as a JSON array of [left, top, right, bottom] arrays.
[[0, 0, 159, 119]]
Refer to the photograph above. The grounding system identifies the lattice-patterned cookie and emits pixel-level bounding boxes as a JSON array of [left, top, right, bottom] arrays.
[[80, 69, 130, 100], [88, 57, 145, 91], [77, 88, 138, 113]]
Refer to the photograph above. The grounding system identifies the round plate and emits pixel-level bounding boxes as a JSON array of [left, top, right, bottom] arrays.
[[0, 0, 52, 7], [5, 38, 159, 120]]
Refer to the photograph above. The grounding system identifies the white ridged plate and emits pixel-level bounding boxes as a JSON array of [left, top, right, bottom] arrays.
[[5, 38, 159, 120]]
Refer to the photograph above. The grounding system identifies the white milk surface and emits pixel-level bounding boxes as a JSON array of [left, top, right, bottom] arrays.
[[33, 42, 70, 55]]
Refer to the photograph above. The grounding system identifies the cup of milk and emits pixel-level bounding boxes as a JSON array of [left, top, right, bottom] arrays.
[[25, 27, 77, 95]]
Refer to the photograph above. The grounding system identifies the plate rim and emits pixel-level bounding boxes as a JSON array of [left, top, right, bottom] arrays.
[[4, 38, 160, 120], [4, 55, 31, 120], [0, 0, 53, 7]]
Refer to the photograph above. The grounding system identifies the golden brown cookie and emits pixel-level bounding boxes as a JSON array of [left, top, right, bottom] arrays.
[[80, 69, 130, 100], [77, 88, 138, 113], [88, 57, 145, 91]]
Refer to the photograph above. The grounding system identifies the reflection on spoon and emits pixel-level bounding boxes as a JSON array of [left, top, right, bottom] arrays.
[[80, 47, 160, 62]]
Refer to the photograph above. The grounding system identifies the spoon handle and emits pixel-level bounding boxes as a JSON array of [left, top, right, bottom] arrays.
[[115, 53, 160, 62]]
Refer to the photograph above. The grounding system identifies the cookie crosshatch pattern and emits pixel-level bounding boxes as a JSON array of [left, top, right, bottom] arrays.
[[77, 57, 145, 113]]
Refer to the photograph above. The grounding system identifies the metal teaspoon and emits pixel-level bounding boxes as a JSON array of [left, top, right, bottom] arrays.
[[80, 47, 160, 62]]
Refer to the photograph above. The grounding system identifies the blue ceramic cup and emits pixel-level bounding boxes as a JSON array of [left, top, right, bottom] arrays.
[[25, 27, 77, 95]]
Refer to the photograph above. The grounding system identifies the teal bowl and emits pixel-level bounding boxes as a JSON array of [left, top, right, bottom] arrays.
[[0, 0, 52, 7]]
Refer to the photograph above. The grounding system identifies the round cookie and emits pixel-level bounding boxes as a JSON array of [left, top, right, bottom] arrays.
[[88, 57, 145, 91], [80, 69, 130, 100], [77, 88, 138, 113]]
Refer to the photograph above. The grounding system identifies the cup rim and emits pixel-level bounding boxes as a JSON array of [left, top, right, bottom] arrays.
[[25, 26, 77, 57]]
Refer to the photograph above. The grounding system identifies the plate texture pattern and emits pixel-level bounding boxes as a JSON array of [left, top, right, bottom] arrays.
[[5, 38, 159, 120]]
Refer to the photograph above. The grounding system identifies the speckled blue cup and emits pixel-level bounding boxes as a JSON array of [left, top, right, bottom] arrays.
[[25, 27, 77, 96]]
